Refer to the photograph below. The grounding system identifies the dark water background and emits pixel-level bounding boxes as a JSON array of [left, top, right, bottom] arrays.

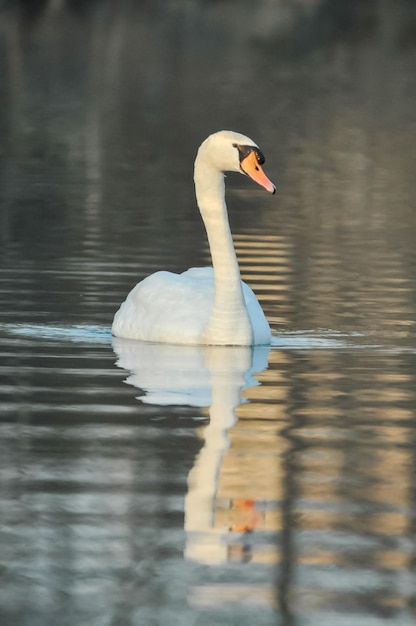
[[1, 1, 416, 625]]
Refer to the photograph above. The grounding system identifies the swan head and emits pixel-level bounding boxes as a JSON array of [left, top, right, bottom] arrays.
[[196, 130, 276, 194]]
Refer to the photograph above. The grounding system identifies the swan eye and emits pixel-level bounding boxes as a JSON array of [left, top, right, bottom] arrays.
[[233, 143, 265, 165]]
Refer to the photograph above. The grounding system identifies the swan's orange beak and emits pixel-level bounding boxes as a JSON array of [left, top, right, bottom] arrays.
[[240, 151, 276, 194]]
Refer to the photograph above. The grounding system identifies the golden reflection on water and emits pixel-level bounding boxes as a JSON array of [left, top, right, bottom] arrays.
[[188, 583, 276, 610], [236, 232, 293, 330], [178, 339, 416, 616]]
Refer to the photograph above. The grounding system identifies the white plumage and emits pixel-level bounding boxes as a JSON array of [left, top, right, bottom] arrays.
[[112, 130, 275, 346]]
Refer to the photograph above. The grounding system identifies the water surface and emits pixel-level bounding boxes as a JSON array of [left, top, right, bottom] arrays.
[[1, 2, 416, 625]]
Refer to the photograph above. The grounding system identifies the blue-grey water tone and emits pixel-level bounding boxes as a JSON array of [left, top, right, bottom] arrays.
[[1, 1, 416, 625]]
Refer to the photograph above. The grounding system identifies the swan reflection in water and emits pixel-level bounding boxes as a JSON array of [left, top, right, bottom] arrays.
[[112, 338, 270, 564]]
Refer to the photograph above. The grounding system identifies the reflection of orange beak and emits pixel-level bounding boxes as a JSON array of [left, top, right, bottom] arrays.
[[229, 499, 264, 532], [240, 151, 276, 194]]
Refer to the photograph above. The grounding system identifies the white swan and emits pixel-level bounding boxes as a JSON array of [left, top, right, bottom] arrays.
[[112, 130, 276, 346]]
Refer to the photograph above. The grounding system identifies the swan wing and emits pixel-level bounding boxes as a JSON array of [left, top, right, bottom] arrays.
[[112, 268, 215, 343], [242, 282, 272, 345]]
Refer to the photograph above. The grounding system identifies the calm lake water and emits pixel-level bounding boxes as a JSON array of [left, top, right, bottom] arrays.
[[1, 1, 416, 625]]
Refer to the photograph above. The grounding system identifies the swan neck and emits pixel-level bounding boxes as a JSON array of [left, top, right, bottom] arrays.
[[194, 159, 241, 287], [194, 155, 252, 345]]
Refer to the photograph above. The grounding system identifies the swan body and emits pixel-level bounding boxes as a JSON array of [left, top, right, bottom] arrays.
[[112, 130, 276, 346]]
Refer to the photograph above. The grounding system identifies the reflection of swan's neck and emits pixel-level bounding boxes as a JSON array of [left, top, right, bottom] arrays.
[[184, 346, 252, 563], [194, 156, 252, 345]]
